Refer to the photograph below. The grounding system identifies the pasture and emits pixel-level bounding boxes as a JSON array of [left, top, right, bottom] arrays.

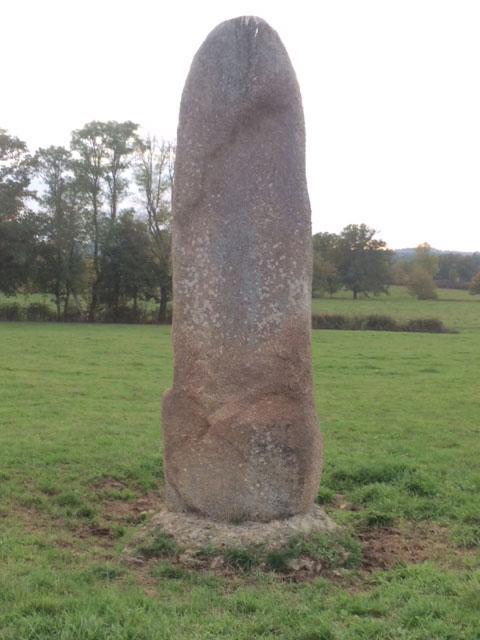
[[0, 287, 479, 639]]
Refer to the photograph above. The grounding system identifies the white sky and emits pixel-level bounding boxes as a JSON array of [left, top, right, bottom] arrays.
[[2, 0, 479, 251]]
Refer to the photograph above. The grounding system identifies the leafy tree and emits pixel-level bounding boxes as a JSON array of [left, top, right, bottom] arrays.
[[0, 129, 36, 294], [0, 213, 39, 295], [391, 259, 410, 285], [101, 212, 158, 321], [312, 232, 338, 258], [335, 224, 393, 299], [469, 270, 480, 295], [411, 243, 439, 277], [312, 254, 340, 297], [437, 253, 457, 281], [437, 252, 480, 284], [71, 122, 107, 320], [102, 121, 139, 223], [135, 136, 174, 321], [460, 254, 480, 282], [312, 232, 341, 297], [0, 129, 33, 220], [408, 267, 438, 299], [70, 120, 140, 320], [34, 146, 86, 319]]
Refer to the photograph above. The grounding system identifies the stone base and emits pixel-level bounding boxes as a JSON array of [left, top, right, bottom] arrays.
[[129, 505, 338, 553]]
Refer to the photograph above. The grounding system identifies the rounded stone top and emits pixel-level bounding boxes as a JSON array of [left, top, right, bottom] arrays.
[[211, 15, 270, 33], [181, 15, 299, 110]]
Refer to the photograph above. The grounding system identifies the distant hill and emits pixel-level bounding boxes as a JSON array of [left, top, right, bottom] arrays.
[[394, 248, 475, 258]]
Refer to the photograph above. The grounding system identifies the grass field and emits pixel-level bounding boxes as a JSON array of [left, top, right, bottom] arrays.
[[1, 287, 480, 639], [312, 285, 479, 331]]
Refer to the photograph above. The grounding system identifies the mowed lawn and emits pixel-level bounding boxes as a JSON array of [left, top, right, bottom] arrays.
[[1, 287, 480, 639]]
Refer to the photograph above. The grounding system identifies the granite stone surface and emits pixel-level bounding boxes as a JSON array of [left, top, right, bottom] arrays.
[[162, 16, 323, 522]]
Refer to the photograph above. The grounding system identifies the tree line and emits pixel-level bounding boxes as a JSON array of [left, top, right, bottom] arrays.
[[313, 230, 480, 300], [2, 123, 480, 321], [0, 123, 174, 322]]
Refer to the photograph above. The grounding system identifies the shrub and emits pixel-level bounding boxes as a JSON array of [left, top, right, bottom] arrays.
[[407, 267, 438, 300], [361, 314, 398, 331], [64, 307, 85, 322], [469, 270, 480, 295], [404, 317, 447, 333], [311, 314, 349, 330], [99, 304, 172, 324], [25, 302, 56, 322], [435, 279, 468, 290], [106, 305, 143, 324], [0, 303, 24, 321], [312, 313, 453, 334]]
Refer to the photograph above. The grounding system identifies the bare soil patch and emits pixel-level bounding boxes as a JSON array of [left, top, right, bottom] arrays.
[[94, 476, 163, 525], [359, 523, 450, 570], [359, 523, 478, 572]]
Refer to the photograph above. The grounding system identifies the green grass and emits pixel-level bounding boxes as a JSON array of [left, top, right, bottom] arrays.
[[313, 285, 480, 331], [1, 288, 480, 638]]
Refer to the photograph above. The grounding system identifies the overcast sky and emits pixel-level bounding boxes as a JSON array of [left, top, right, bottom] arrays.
[[2, 0, 479, 251]]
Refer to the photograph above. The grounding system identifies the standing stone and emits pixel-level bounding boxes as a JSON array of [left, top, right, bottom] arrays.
[[162, 16, 322, 523]]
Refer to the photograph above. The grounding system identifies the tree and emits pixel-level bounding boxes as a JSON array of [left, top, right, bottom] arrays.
[[70, 120, 140, 320], [437, 252, 480, 285], [312, 232, 341, 297], [102, 121, 139, 223], [0, 213, 39, 295], [407, 267, 438, 299], [101, 212, 158, 321], [71, 122, 107, 320], [469, 270, 480, 295], [312, 254, 340, 297], [34, 146, 86, 319], [135, 136, 174, 321], [335, 224, 393, 299], [460, 253, 480, 282], [0, 129, 36, 294], [0, 129, 33, 220], [312, 232, 338, 257], [411, 243, 439, 277], [391, 259, 410, 285]]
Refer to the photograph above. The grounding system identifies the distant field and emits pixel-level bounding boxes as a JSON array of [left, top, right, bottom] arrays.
[[313, 285, 480, 332], [1, 291, 480, 638], [3, 285, 479, 331]]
